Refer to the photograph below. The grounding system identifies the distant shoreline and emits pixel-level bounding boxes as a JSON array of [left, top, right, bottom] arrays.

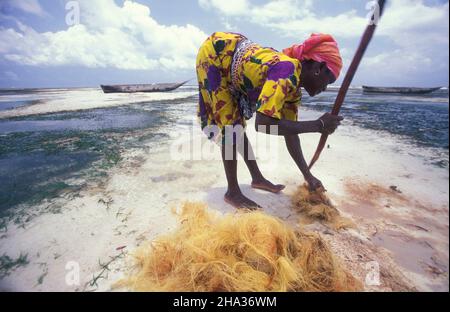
[[0, 86, 447, 92]]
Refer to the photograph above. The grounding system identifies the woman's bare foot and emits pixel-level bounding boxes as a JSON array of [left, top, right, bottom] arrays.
[[251, 179, 285, 194], [224, 191, 261, 210]]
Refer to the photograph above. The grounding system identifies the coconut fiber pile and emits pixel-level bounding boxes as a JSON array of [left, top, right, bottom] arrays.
[[121, 202, 361, 292], [292, 184, 354, 230]]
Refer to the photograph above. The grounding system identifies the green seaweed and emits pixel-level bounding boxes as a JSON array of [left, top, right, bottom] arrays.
[[0, 253, 29, 279], [37, 271, 48, 285], [86, 250, 126, 290], [0, 112, 161, 227]]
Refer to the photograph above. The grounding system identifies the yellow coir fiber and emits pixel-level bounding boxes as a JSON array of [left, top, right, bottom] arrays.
[[292, 184, 355, 230], [119, 202, 361, 292]]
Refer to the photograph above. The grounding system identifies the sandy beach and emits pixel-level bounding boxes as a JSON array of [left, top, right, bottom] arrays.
[[0, 107, 448, 292]]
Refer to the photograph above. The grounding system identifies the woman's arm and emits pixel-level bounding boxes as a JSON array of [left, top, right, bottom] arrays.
[[255, 112, 324, 190], [255, 111, 342, 190], [255, 111, 343, 136], [284, 134, 324, 190], [255, 112, 322, 136]]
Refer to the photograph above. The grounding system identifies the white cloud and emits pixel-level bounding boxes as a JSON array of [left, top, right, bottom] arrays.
[[0, 0, 208, 71], [199, 0, 449, 85], [249, 0, 307, 23], [0, 0, 48, 17], [263, 10, 367, 39], [198, 0, 312, 28], [360, 0, 449, 84], [198, 0, 250, 16], [380, 0, 449, 36], [198, 0, 448, 40], [198, 0, 359, 46]]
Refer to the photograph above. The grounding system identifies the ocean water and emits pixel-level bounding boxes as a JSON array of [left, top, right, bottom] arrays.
[[302, 87, 449, 151], [0, 86, 448, 219]]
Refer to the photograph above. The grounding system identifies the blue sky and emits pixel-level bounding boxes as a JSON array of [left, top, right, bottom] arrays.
[[0, 0, 448, 88]]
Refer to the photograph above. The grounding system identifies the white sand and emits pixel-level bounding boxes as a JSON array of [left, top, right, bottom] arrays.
[[0, 111, 448, 292], [0, 88, 197, 119]]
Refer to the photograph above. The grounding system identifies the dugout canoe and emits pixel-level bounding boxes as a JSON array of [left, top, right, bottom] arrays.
[[362, 86, 442, 95], [100, 81, 188, 93]]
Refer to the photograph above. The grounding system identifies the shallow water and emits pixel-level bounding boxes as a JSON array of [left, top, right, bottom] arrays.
[[302, 88, 449, 151]]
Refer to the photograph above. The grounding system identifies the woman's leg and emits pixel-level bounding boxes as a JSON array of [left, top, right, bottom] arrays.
[[237, 133, 285, 193], [222, 142, 261, 210]]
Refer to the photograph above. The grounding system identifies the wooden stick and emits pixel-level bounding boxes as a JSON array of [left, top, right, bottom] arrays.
[[309, 0, 387, 169]]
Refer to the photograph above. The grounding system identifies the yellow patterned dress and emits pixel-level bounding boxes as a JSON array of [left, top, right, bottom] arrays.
[[196, 32, 302, 143]]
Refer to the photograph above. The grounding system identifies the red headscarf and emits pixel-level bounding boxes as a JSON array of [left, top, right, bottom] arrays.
[[283, 33, 343, 80]]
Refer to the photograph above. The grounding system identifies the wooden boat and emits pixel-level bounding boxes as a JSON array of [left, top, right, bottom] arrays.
[[100, 81, 189, 94], [362, 86, 442, 95]]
